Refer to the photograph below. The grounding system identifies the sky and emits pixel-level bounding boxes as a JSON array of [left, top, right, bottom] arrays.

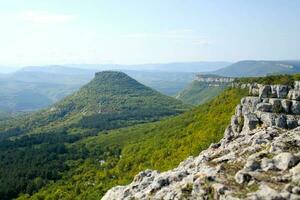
[[0, 0, 300, 68]]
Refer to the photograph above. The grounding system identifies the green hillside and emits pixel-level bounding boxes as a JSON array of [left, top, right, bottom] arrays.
[[0, 71, 188, 140], [0, 71, 190, 199], [214, 60, 300, 77], [176, 80, 229, 105], [14, 87, 247, 200]]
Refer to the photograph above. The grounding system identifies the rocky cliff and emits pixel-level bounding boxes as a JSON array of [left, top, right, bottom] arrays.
[[102, 82, 300, 200], [196, 75, 235, 84]]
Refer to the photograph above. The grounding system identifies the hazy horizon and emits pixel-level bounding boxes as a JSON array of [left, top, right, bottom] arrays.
[[0, 0, 299, 68]]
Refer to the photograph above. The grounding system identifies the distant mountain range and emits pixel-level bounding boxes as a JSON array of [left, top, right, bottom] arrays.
[[0, 71, 189, 139], [0, 66, 196, 114], [66, 61, 231, 73], [1, 60, 300, 115], [213, 60, 300, 77]]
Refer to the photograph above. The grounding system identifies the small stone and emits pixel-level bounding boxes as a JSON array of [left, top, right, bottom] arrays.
[[212, 183, 227, 195], [235, 170, 252, 184], [292, 186, 300, 194], [245, 158, 261, 171], [274, 152, 299, 171]]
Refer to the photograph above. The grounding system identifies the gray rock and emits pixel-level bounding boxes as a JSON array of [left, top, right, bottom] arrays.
[[241, 97, 261, 113], [259, 85, 271, 98], [256, 103, 273, 112], [235, 104, 243, 117], [276, 85, 289, 98], [291, 101, 300, 114], [274, 152, 299, 171], [290, 163, 300, 184], [295, 81, 300, 90], [249, 84, 260, 96], [243, 113, 260, 131], [244, 158, 261, 171], [259, 112, 276, 127], [275, 115, 287, 129], [261, 158, 275, 171], [270, 85, 278, 98], [292, 186, 300, 194], [235, 170, 252, 184], [211, 183, 227, 195], [231, 116, 242, 133], [281, 99, 292, 113], [248, 183, 286, 200], [269, 98, 283, 113], [287, 119, 298, 129], [288, 90, 300, 101]]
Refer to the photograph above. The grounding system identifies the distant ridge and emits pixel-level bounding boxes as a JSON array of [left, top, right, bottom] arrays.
[[213, 60, 300, 77], [0, 71, 189, 138]]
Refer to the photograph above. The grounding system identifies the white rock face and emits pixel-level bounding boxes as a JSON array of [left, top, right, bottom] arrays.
[[102, 81, 300, 200]]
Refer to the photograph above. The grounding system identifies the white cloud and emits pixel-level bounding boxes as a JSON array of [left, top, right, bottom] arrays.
[[21, 11, 76, 24]]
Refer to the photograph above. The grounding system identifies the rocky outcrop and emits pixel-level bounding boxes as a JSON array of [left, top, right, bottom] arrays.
[[102, 81, 300, 200], [196, 74, 235, 83]]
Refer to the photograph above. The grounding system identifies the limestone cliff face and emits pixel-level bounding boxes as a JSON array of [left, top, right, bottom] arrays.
[[195, 75, 235, 84], [102, 82, 300, 200]]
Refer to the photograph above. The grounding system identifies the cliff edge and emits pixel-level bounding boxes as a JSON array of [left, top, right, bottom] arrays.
[[103, 82, 300, 200]]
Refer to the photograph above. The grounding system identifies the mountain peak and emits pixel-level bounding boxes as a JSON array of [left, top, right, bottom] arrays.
[[95, 70, 127, 77]]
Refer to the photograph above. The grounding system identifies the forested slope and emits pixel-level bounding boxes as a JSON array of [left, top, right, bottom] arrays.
[[17, 88, 247, 199]]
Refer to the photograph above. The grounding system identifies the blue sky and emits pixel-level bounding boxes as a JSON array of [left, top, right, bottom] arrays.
[[0, 0, 299, 66]]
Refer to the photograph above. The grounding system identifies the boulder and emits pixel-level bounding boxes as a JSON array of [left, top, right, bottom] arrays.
[[259, 85, 271, 98], [270, 85, 278, 98], [291, 100, 300, 114], [259, 112, 276, 127], [276, 85, 289, 98], [261, 158, 275, 171], [295, 81, 300, 90], [231, 116, 242, 133], [274, 152, 299, 171], [287, 116, 298, 129], [256, 103, 272, 112], [275, 115, 287, 129], [241, 97, 261, 113], [249, 84, 259, 96], [287, 120, 299, 129], [281, 99, 292, 113], [290, 163, 300, 184], [243, 113, 260, 131], [288, 90, 300, 101], [269, 98, 283, 113]]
